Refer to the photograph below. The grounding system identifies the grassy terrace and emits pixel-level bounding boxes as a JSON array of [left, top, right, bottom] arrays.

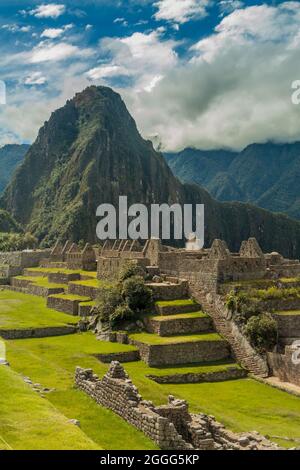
[[25, 267, 98, 278], [0, 290, 79, 330], [15, 276, 66, 290], [69, 279, 113, 288], [0, 365, 101, 450], [5, 332, 300, 449], [156, 299, 197, 308], [129, 332, 223, 345], [143, 360, 243, 376], [151, 311, 208, 321], [48, 293, 91, 302], [274, 310, 300, 316]]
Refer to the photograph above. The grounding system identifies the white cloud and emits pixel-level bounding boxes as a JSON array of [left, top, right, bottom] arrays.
[[41, 28, 65, 39], [122, 2, 300, 151], [30, 4, 66, 19], [87, 65, 129, 80], [24, 71, 47, 85], [41, 24, 73, 39], [2, 24, 31, 33], [87, 31, 177, 92], [154, 0, 211, 24], [28, 41, 93, 63]]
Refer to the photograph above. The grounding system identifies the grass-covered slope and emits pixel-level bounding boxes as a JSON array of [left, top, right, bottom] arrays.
[[0, 365, 101, 450]]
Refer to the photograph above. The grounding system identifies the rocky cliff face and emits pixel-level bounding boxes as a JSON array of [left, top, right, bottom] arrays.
[[2, 86, 300, 258], [0, 144, 29, 194]]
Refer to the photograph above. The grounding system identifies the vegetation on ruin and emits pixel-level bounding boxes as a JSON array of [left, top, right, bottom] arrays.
[[245, 315, 278, 353], [95, 266, 153, 329], [0, 232, 37, 252], [225, 290, 278, 353], [0, 290, 79, 329]]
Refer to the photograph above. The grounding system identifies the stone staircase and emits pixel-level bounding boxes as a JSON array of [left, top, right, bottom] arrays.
[[197, 292, 269, 377]]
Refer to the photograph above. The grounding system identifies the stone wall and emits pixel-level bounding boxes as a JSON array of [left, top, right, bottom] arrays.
[[75, 362, 280, 450], [0, 250, 50, 277], [147, 367, 248, 384], [0, 325, 76, 340], [129, 338, 230, 367], [268, 345, 300, 387], [273, 313, 300, 339]]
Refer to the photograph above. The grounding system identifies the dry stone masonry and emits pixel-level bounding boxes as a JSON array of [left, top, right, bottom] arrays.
[[75, 362, 281, 451]]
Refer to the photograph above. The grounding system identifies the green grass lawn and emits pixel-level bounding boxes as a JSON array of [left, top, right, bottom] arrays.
[[0, 365, 101, 450], [151, 311, 208, 321], [26, 267, 98, 278], [0, 290, 79, 330], [156, 299, 197, 307], [5, 333, 156, 450], [48, 293, 91, 302], [15, 276, 66, 290], [274, 310, 300, 316], [5, 332, 300, 449], [69, 279, 113, 288], [129, 331, 223, 345]]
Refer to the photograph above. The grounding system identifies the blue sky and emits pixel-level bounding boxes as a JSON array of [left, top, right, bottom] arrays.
[[0, 1, 299, 150]]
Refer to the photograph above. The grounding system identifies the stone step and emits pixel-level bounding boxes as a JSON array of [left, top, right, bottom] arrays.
[[47, 294, 91, 316], [155, 299, 201, 316], [128, 332, 230, 367], [147, 281, 188, 301], [145, 312, 213, 336], [146, 361, 247, 384]]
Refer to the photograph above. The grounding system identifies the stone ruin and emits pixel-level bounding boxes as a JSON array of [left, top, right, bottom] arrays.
[[75, 362, 281, 451], [43, 240, 97, 271], [97, 237, 300, 291]]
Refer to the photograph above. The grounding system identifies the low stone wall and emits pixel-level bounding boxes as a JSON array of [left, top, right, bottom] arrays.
[[11, 278, 64, 298], [147, 367, 248, 384], [48, 272, 80, 284], [75, 362, 280, 450], [268, 346, 300, 387], [94, 351, 140, 363], [68, 283, 98, 300], [78, 303, 94, 317], [273, 313, 300, 338], [0, 325, 76, 340], [145, 316, 213, 336], [47, 296, 83, 316], [129, 338, 230, 367], [149, 282, 188, 301]]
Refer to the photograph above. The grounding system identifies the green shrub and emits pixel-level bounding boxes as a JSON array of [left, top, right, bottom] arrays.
[[96, 286, 123, 323], [110, 304, 135, 326], [121, 275, 153, 311], [118, 261, 146, 282], [245, 315, 277, 353], [0, 232, 38, 252]]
